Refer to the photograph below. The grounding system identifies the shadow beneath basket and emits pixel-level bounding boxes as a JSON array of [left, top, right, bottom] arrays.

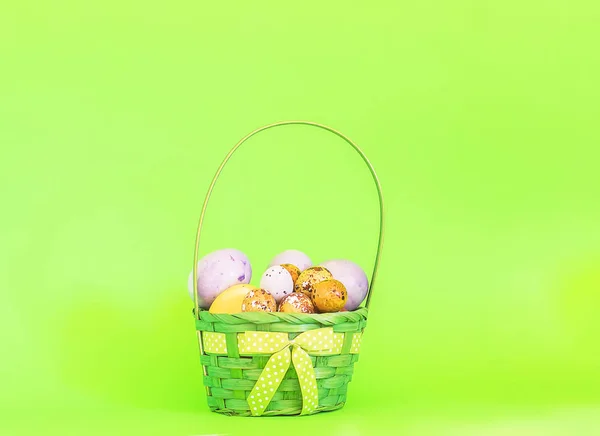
[[211, 402, 346, 418]]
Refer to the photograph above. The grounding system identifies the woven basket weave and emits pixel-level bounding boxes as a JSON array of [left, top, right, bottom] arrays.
[[195, 309, 368, 416], [191, 121, 384, 417]]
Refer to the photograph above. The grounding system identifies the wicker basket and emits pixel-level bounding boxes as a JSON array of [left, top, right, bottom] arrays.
[[191, 121, 384, 417]]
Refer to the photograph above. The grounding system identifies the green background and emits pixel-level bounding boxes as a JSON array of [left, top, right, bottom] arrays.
[[1, 1, 600, 434]]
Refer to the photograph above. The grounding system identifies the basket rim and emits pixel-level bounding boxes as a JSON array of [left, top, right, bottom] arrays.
[[194, 306, 368, 326]]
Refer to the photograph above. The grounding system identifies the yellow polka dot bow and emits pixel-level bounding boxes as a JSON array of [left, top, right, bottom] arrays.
[[242, 327, 335, 416]]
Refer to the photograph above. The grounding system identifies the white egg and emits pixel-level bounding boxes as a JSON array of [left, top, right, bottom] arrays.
[[259, 265, 294, 303], [268, 249, 312, 272]]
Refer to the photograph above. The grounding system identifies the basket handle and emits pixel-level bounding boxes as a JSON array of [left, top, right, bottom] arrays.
[[193, 120, 384, 318]]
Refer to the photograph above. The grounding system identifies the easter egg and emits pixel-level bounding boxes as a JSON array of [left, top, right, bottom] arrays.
[[187, 248, 252, 309], [312, 279, 347, 313], [280, 263, 301, 283], [294, 266, 332, 299], [209, 283, 258, 314], [278, 292, 315, 313], [260, 266, 294, 303], [269, 250, 312, 272], [319, 259, 369, 311], [241, 288, 277, 312]]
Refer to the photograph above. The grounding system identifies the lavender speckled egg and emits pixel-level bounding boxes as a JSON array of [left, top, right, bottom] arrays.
[[319, 259, 369, 311], [278, 292, 315, 313], [187, 248, 252, 309], [294, 266, 332, 299], [259, 266, 294, 303], [241, 288, 277, 312], [269, 250, 312, 272]]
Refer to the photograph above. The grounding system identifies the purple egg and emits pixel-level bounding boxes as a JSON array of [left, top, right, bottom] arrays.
[[188, 248, 252, 309], [319, 259, 369, 311], [269, 250, 312, 272]]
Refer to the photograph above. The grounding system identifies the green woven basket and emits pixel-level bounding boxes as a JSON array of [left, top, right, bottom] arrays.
[[191, 121, 384, 417]]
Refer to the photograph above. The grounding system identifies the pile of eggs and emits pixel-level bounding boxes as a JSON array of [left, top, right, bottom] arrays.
[[188, 249, 369, 314]]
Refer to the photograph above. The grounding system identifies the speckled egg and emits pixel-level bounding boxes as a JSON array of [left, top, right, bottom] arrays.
[[259, 265, 294, 303], [241, 288, 277, 312], [269, 250, 312, 272], [187, 248, 252, 309], [312, 279, 347, 313], [294, 266, 333, 299], [319, 259, 369, 311], [278, 292, 315, 313], [280, 263, 301, 283]]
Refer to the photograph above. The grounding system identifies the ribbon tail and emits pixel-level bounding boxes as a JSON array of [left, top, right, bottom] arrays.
[[291, 345, 319, 415], [248, 346, 291, 416]]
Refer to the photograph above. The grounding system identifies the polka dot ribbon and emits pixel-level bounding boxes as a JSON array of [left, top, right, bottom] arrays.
[[244, 327, 335, 416]]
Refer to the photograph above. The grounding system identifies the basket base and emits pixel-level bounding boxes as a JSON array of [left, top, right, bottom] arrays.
[[208, 402, 346, 417]]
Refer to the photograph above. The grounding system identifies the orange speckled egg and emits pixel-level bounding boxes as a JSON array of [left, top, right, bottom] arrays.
[[280, 263, 301, 283], [294, 266, 332, 299], [278, 292, 315, 313], [241, 288, 277, 312], [312, 279, 347, 313]]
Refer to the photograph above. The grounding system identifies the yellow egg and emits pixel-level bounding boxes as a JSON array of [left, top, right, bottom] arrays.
[[209, 283, 258, 314], [312, 279, 347, 313], [241, 288, 277, 312], [278, 292, 315, 313], [294, 266, 332, 299], [280, 263, 301, 283]]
